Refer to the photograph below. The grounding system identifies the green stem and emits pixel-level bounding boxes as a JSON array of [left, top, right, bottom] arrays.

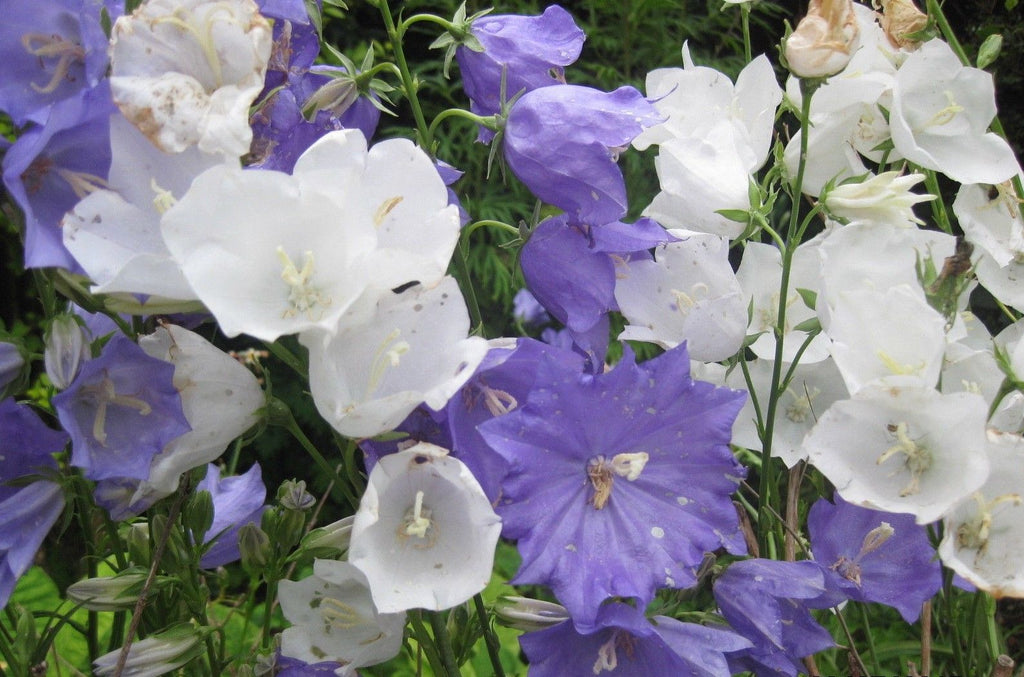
[[379, 0, 434, 152], [923, 169, 953, 234], [427, 610, 461, 676], [858, 602, 882, 675], [463, 219, 521, 240], [473, 594, 506, 677], [926, 0, 970, 66], [401, 13, 459, 34], [453, 238, 485, 336], [740, 3, 752, 64], [261, 577, 279, 651], [273, 401, 359, 507], [428, 108, 499, 140], [262, 340, 306, 379], [409, 611, 445, 675]]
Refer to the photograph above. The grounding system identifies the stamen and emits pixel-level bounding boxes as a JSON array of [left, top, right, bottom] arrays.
[[277, 247, 332, 320], [88, 376, 153, 446], [366, 329, 411, 396], [784, 384, 820, 423], [482, 386, 517, 416], [151, 178, 177, 214], [399, 490, 437, 548], [373, 196, 405, 228], [609, 452, 649, 481], [21, 33, 85, 94], [319, 597, 363, 630], [877, 422, 931, 496], [593, 634, 619, 673], [56, 168, 109, 199], [586, 452, 648, 509], [956, 491, 1022, 556], [876, 350, 925, 377], [926, 90, 964, 128]]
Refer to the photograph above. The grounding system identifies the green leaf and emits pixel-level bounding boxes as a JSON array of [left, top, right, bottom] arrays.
[[795, 287, 817, 311], [793, 316, 821, 333], [716, 208, 750, 223]]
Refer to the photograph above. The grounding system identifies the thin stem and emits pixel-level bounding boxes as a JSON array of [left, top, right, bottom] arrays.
[[428, 108, 498, 141], [453, 238, 485, 336], [409, 611, 445, 676], [261, 578, 279, 651], [278, 405, 358, 507], [378, 0, 434, 152], [401, 13, 459, 34], [922, 599, 933, 676], [427, 610, 460, 676], [463, 219, 521, 241], [858, 602, 882, 674], [784, 464, 803, 561], [473, 594, 506, 677], [834, 605, 871, 677], [923, 170, 952, 234], [740, 3, 752, 64]]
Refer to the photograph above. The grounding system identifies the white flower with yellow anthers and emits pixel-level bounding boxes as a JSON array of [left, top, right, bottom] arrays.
[[802, 385, 990, 524], [939, 430, 1024, 597], [62, 113, 229, 301], [348, 443, 502, 613], [890, 39, 1021, 185], [161, 129, 461, 341], [109, 0, 272, 157], [300, 277, 488, 439], [278, 559, 406, 675]]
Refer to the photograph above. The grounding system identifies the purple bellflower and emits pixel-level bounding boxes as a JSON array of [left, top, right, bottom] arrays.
[[198, 463, 267, 569], [714, 559, 836, 677], [53, 334, 190, 482], [2, 82, 114, 270], [808, 494, 942, 623], [455, 5, 585, 142], [0, 0, 120, 126], [0, 399, 70, 609], [503, 84, 663, 225], [521, 601, 751, 677], [479, 341, 747, 629], [520, 215, 673, 369]]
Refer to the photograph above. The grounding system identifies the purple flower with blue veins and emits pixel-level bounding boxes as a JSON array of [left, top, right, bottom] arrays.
[[455, 5, 585, 143], [2, 82, 114, 270], [521, 601, 751, 677], [0, 0, 121, 126], [479, 341, 747, 629], [53, 334, 190, 482], [198, 463, 267, 569], [504, 84, 663, 225], [714, 559, 837, 677], [808, 494, 942, 623]]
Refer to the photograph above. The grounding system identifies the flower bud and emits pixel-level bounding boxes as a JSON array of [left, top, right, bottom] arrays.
[[875, 0, 929, 49], [493, 595, 570, 631], [823, 171, 934, 228], [784, 0, 860, 79], [239, 522, 272, 575], [93, 624, 206, 676], [299, 516, 354, 558], [126, 522, 151, 566], [186, 489, 215, 543], [43, 314, 89, 389], [67, 571, 158, 611], [277, 479, 315, 511]]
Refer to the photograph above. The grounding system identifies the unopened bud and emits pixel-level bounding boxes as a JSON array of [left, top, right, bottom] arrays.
[[67, 571, 165, 611], [186, 489, 215, 543], [300, 516, 354, 558], [278, 479, 315, 511], [126, 522, 151, 566], [239, 523, 272, 574], [44, 314, 89, 389], [874, 0, 929, 49], [785, 0, 860, 79], [93, 624, 206, 676], [494, 595, 570, 632]]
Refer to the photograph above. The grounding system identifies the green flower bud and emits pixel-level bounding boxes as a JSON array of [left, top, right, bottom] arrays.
[[239, 523, 272, 575]]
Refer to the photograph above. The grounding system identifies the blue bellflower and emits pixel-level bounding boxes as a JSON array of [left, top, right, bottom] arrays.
[[503, 84, 663, 225], [54, 334, 190, 482], [479, 342, 746, 629], [455, 5, 585, 142], [808, 494, 942, 622], [198, 463, 268, 569]]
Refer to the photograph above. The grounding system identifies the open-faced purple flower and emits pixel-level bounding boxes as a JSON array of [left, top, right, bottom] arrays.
[[0, 399, 69, 609], [0, 0, 119, 126], [504, 84, 663, 225], [2, 82, 114, 270], [479, 341, 747, 628], [455, 5, 585, 142], [714, 559, 836, 677], [53, 334, 191, 482], [520, 601, 751, 677], [197, 463, 267, 568], [808, 494, 941, 622]]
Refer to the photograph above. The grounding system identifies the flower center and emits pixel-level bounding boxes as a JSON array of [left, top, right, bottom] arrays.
[[925, 90, 964, 129], [151, 178, 177, 214], [956, 491, 1022, 555], [876, 421, 931, 496], [671, 283, 710, 316], [593, 630, 636, 674], [784, 384, 821, 423], [875, 350, 925, 377], [317, 596, 365, 630], [85, 374, 154, 446], [830, 521, 894, 586], [586, 452, 649, 510], [399, 490, 437, 548], [365, 328, 411, 397], [277, 247, 332, 320], [57, 167, 109, 199], [21, 32, 85, 94], [151, 4, 244, 89]]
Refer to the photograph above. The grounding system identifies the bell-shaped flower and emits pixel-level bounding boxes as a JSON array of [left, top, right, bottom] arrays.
[[93, 323, 264, 517], [109, 0, 273, 157], [63, 113, 230, 301], [302, 277, 488, 439], [615, 230, 747, 362], [162, 129, 460, 341], [197, 463, 267, 568], [808, 494, 942, 622], [2, 82, 114, 270], [503, 84, 662, 225], [802, 384, 990, 524], [278, 559, 406, 674], [735, 238, 830, 363], [890, 39, 1020, 185], [826, 285, 947, 394], [824, 171, 934, 228], [479, 342, 747, 629], [938, 430, 1024, 597], [0, 0, 118, 126], [954, 181, 1024, 269], [456, 5, 585, 141], [347, 443, 502, 613], [726, 356, 849, 467], [520, 601, 751, 677], [53, 334, 191, 482], [713, 559, 836, 677]]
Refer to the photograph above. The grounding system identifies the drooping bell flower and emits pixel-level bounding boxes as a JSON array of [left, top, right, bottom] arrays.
[[197, 463, 267, 568]]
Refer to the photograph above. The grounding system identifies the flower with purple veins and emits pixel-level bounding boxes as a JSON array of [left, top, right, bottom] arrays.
[[503, 84, 663, 225], [53, 334, 191, 482], [455, 4, 585, 142], [521, 601, 751, 677], [808, 493, 941, 622], [479, 341, 747, 629]]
